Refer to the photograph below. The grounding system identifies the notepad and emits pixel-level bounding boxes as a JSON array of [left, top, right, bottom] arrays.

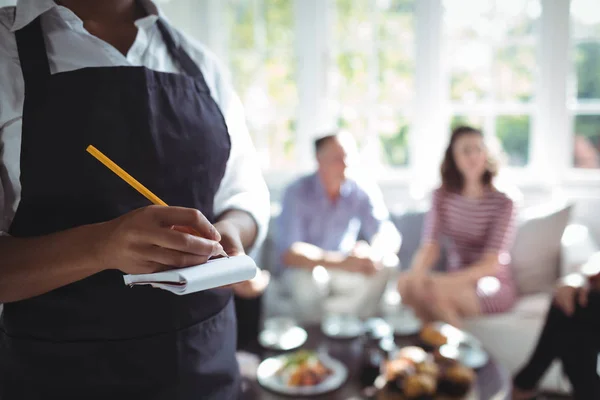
[[123, 255, 258, 295]]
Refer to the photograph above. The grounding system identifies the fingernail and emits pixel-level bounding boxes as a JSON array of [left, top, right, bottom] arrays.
[[214, 242, 224, 255]]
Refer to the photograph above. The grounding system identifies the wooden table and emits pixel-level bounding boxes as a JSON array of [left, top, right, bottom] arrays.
[[240, 325, 511, 400]]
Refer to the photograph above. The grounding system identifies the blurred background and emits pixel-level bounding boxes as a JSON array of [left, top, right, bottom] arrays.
[[2, 0, 597, 238], [155, 0, 600, 240]]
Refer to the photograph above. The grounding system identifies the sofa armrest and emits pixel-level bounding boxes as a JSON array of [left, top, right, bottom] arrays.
[[560, 224, 600, 277]]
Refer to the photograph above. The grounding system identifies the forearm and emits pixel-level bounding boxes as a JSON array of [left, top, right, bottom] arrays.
[[370, 221, 401, 259], [411, 244, 440, 274], [283, 242, 347, 270], [452, 254, 499, 283], [0, 224, 104, 303], [216, 209, 258, 251]]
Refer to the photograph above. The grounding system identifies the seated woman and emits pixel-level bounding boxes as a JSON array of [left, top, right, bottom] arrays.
[[512, 255, 600, 400], [397, 126, 517, 328]]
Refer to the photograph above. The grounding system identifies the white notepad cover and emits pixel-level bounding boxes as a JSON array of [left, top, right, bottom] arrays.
[[123, 255, 258, 295]]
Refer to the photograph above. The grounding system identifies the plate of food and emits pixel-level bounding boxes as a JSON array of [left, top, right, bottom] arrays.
[[375, 345, 477, 399], [419, 322, 489, 369], [257, 350, 348, 396]]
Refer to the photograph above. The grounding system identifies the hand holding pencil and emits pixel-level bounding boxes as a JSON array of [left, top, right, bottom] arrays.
[[85, 145, 228, 274]]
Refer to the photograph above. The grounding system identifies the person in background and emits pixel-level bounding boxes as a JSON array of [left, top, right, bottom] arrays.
[[574, 134, 600, 169], [0, 0, 270, 398], [512, 253, 600, 400], [234, 267, 270, 351], [277, 131, 402, 323], [397, 126, 517, 328]]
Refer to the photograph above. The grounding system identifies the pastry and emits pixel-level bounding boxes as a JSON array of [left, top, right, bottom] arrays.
[[419, 324, 448, 350], [395, 346, 429, 364], [438, 363, 475, 397], [402, 373, 437, 400], [383, 358, 416, 392], [416, 359, 439, 379]]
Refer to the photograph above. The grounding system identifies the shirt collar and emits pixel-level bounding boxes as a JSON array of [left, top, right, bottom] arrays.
[[312, 173, 353, 202], [11, 0, 163, 32], [11, 0, 56, 32]]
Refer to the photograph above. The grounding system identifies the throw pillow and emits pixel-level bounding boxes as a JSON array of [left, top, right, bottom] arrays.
[[511, 202, 572, 295]]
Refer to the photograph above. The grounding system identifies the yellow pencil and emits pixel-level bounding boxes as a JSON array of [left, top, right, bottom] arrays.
[[86, 145, 168, 207], [86, 145, 228, 258]]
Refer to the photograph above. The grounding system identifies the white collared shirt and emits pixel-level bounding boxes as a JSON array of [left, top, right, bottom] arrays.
[[0, 0, 270, 249]]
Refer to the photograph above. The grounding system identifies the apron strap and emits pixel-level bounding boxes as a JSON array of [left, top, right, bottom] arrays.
[[15, 17, 51, 93], [156, 19, 212, 93]]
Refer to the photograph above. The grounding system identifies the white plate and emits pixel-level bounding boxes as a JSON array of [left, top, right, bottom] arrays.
[[364, 318, 393, 340], [431, 322, 489, 369], [258, 326, 308, 351], [257, 354, 348, 396], [459, 344, 489, 369], [321, 315, 364, 339], [439, 343, 490, 370], [384, 314, 422, 336], [429, 322, 483, 348]]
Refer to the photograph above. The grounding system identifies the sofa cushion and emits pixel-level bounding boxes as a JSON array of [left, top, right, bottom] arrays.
[[511, 203, 572, 295], [464, 292, 567, 393], [392, 210, 446, 271]]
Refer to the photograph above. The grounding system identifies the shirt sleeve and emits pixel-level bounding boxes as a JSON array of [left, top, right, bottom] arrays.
[[275, 185, 306, 269], [212, 87, 270, 253], [199, 51, 270, 254], [421, 189, 443, 244], [0, 25, 23, 236], [484, 197, 516, 255], [358, 181, 390, 242]]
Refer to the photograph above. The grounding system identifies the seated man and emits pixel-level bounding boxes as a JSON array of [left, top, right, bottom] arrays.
[[277, 131, 401, 323]]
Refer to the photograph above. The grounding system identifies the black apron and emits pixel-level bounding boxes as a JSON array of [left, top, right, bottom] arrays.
[[0, 16, 240, 400]]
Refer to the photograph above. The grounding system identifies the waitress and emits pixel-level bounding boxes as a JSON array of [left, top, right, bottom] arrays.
[[0, 0, 269, 399]]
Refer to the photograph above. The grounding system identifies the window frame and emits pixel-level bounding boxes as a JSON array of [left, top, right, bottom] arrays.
[[177, 0, 600, 188]]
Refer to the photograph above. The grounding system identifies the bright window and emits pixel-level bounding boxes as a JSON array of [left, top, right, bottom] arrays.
[[163, 0, 600, 185], [226, 0, 298, 170], [570, 0, 600, 169], [330, 0, 415, 167], [443, 0, 540, 167]]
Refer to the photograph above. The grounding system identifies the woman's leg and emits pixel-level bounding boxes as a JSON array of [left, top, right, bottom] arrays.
[[398, 272, 480, 327], [513, 303, 569, 391], [559, 291, 600, 399], [397, 272, 436, 322], [514, 290, 600, 395], [400, 273, 507, 327], [427, 277, 478, 328], [559, 325, 600, 400], [426, 275, 517, 327]]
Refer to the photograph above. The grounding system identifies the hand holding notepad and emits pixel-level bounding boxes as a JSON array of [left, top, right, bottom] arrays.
[[87, 145, 258, 295], [123, 255, 258, 295]]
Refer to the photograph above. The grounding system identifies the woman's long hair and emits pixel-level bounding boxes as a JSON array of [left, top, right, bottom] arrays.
[[440, 126, 498, 192]]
